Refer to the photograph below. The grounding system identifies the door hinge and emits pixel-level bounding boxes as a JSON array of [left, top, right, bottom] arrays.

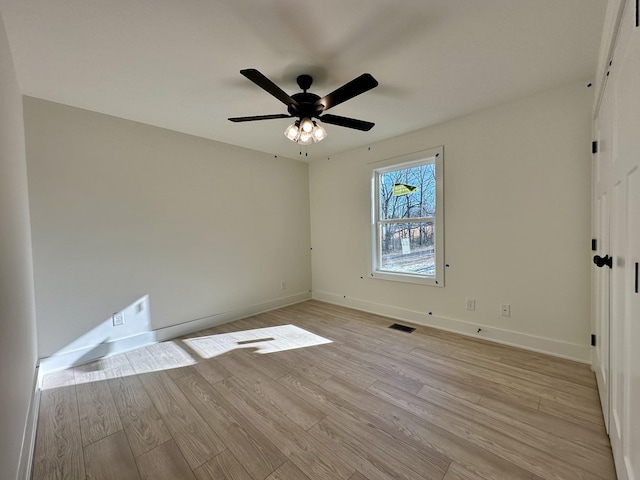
[[592, 141, 598, 154], [591, 334, 597, 347], [591, 239, 597, 251]]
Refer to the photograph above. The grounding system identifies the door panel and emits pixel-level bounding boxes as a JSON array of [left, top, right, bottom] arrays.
[[610, 178, 625, 447], [593, 174, 610, 432], [624, 167, 639, 479]]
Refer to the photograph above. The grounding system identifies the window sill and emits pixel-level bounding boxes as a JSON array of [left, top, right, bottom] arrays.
[[370, 270, 444, 287]]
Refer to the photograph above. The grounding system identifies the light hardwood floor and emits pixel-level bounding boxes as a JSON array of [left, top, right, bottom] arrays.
[[31, 300, 616, 480]]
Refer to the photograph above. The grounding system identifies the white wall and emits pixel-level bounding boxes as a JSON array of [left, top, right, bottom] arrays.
[[310, 80, 594, 361], [0, 13, 39, 480], [24, 97, 311, 359]]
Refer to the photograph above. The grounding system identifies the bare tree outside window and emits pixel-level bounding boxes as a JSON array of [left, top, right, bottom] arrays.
[[378, 163, 436, 274]]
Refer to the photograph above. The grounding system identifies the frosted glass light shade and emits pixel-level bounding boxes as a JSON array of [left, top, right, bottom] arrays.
[[284, 123, 299, 141], [300, 117, 314, 133], [298, 131, 313, 145], [312, 123, 327, 142]]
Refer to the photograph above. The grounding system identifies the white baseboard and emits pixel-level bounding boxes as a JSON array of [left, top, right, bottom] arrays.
[[312, 291, 591, 363], [39, 291, 311, 375], [38, 332, 157, 374], [17, 364, 40, 480]]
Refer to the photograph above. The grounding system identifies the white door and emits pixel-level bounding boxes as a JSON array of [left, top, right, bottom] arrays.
[[593, 55, 613, 434], [598, 1, 640, 478]]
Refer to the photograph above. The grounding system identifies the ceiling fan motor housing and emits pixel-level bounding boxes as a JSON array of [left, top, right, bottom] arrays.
[[288, 91, 323, 119]]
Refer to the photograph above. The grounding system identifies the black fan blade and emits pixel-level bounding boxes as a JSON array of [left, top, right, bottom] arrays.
[[315, 73, 378, 111], [240, 69, 299, 109], [319, 114, 375, 131], [228, 114, 293, 122]]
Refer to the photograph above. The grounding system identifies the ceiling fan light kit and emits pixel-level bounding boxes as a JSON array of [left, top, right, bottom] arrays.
[[284, 119, 327, 144], [229, 68, 378, 146]]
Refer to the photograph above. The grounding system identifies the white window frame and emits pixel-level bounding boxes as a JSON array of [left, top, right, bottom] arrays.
[[370, 146, 444, 287]]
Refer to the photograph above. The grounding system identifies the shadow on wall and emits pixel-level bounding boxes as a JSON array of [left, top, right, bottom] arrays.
[[40, 295, 154, 372]]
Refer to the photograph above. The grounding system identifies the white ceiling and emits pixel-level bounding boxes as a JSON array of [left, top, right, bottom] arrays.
[[0, 0, 606, 160]]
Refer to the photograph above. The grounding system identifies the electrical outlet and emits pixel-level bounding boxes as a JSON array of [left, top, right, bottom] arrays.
[[466, 298, 475, 311], [500, 304, 510, 317], [112, 312, 125, 326], [281, 280, 286, 290]]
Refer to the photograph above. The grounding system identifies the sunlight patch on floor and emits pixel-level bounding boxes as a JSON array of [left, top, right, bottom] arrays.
[[184, 324, 332, 358]]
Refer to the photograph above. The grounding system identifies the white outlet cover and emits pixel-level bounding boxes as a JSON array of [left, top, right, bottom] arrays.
[[113, 312, 125, 326]]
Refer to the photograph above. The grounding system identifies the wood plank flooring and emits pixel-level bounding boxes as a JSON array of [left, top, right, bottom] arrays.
[[31, 300, 616, 480]]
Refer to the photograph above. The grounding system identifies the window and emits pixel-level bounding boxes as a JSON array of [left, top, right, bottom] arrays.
[[370, 146, 444, 286]]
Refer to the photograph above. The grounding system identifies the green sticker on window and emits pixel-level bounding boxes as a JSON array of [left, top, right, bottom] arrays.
[[392, 183, 417, 196]]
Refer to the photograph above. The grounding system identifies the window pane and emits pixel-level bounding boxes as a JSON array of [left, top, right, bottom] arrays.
[[380, 222, 435, 275], [378, 163, 435, 220]]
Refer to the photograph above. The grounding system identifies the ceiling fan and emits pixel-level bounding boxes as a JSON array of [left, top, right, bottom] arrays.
[[228, 68, 378, 145]]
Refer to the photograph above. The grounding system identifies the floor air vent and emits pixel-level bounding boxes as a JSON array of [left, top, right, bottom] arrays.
[[389, 323, 415, 333]]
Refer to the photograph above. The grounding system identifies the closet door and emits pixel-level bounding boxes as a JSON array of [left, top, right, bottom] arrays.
[[592, 73, 612, 433], [607, 0, 640, 478]]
